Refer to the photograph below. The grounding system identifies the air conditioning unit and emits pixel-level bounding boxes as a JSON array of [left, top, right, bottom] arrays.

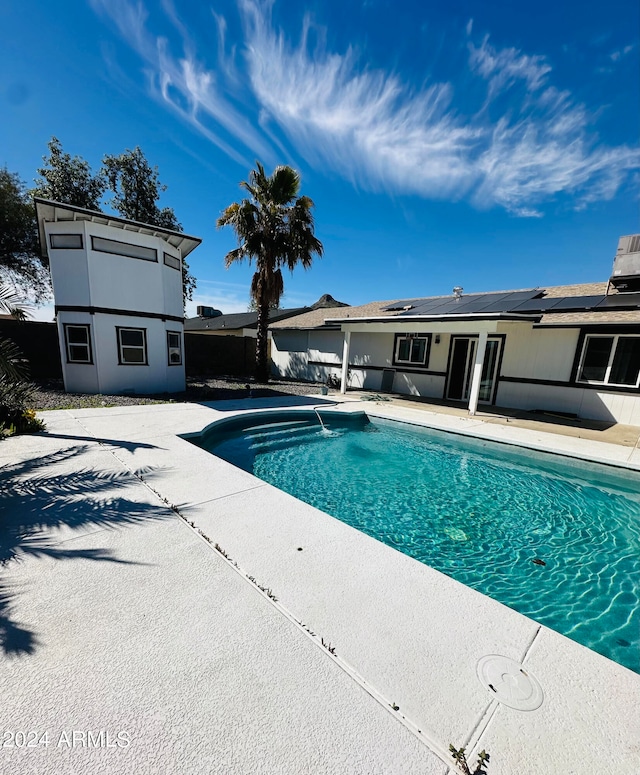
[[609, 234, 640, 292], [196, 305, 222, 318]]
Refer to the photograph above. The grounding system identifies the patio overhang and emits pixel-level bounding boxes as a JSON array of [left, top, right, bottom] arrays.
[[333, 314, 542, 415], [328, 312, 542, 335]]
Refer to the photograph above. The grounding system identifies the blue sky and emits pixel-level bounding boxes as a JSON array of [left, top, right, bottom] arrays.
[[2, 0, 639, 320]]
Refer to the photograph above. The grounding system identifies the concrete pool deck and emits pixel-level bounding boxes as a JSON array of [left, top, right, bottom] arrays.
[[1, 396, 639, 774]]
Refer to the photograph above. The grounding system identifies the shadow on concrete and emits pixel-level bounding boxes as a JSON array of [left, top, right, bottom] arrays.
[[0, 445, 167, 656], [35, 432, 160, 452]]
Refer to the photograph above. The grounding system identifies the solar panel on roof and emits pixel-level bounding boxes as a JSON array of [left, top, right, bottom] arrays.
[[596, 294, 640, 310], [450, 294, 515, 313], [397, 297, 458, 315], [409, 296, 487, 315], [378, 289, 640, 319], [543, 295, 605, 311], [510, 297, 565, 313], [389, 289, 544, 317], [398, 289, 541, 316], [382, 299, 425, 311]]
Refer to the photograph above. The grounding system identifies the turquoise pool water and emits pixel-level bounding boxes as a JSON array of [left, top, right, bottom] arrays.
[[197, 411, 640, 672]]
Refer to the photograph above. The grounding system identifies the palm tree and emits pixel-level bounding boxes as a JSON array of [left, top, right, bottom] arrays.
[[0, 283, 29, 382], [217, 163, 323, 382]]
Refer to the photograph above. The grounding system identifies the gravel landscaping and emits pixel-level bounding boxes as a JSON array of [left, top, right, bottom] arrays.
[[32, 376, 326, 411]]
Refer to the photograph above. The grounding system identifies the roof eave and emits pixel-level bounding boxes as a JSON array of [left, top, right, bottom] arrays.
[[324, 312, 543, 324], [34, 198, 202, 258]]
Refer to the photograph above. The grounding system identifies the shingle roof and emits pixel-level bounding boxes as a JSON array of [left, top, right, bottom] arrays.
[[185, 307, 308, 332], [269, 299, 402, 329], [270, 282, 640, 329]]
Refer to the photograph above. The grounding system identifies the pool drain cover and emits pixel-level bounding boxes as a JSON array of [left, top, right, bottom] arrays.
[[477, 655, 543, 711]]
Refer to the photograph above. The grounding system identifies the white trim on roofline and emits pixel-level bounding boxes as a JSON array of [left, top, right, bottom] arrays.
[[324, 312, 542, 324]]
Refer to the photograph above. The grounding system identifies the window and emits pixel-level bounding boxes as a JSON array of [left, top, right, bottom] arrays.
[[393, 334, 430, 366], [577, 335, 640, 387], [50, 233, 83, 249], [117, 327, 148, 365], [164, 252, 181, 270], [64, 324, 92, 363], [167, 331, 182, 365], [91, 236, 157, 262]]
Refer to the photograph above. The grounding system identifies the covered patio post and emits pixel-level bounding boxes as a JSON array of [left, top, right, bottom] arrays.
[[340, 331, 351, 394], [467, 330, 488, 416]]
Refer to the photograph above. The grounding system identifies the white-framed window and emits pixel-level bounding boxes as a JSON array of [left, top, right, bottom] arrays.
[[50, 233, 83, 249], [393, 333, 430, 366], [163, 252, 181, 270], [117, 327, 148, 365], [577, 334, 640, 387], [91, 236, 157, 262], [64, 324, 92, 364], [167, 331, 182, 365]]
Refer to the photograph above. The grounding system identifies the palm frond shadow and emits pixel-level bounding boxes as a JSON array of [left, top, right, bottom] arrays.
[[0, 584, 38, 656], [0, 444, 169, 656], [37, 432, 160, 452]]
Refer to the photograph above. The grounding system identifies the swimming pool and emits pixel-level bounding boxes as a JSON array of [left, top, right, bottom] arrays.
[[195, 410, 640, 673]]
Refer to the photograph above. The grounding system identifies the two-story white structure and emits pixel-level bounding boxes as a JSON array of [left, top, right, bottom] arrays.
[[35, 198, 201, 395]]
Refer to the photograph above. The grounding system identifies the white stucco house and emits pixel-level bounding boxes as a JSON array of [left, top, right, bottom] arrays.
[[35, 198, 201, 395], [271, 235, 640, 426]]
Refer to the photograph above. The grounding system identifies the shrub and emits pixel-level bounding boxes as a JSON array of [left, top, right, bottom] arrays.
[[0, 376, 46, 436]]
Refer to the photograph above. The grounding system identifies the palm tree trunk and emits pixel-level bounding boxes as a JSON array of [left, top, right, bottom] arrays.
[[255, 292, 270, 382]]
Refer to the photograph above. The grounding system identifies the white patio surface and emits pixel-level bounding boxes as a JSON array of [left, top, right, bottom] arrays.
[[1, 395, 638, 774]]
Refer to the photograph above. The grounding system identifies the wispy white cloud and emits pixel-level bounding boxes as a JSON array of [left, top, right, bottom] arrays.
[[241, 0, 480, 199], [468, 35, 552, 99], [241, 1, 638, 214], [610, 43, 635, 61], [90, 0, 639, 217], [89, 0, 272, 165]]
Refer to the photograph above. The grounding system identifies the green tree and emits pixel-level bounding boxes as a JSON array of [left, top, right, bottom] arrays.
[[32, 136, 106, 210], [102, 146, 179, 226], [217, 162, 323, 382], [0, 168, 49, 301], [102, 147, 196, 307]]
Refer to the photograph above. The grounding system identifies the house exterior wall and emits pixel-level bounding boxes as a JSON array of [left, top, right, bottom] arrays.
[[46, 220, 186, 395], [271, 330, 311, 380], [272, 329, 451, 396], [499, 327, 578, 381], [272, 322, 640, 425]]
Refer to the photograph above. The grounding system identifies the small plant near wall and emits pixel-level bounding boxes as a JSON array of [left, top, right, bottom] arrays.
[[449, 745, 490, 775]]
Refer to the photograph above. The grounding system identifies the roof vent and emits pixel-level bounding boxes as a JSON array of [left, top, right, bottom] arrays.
[[609, 235, 640, 293], [453, 286, 463, 299]]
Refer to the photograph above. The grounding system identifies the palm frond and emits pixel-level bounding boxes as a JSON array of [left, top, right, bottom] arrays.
[[0, 284, 30, 320], [270, 166, 300, 205], [0, 336, 28, 382], [223, 247, 249, 269]]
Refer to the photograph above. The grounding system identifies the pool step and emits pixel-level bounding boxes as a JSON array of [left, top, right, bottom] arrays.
[[209, 420, 346, 464], [248, 426, 328, 452], [243, 420, 316, 443]]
